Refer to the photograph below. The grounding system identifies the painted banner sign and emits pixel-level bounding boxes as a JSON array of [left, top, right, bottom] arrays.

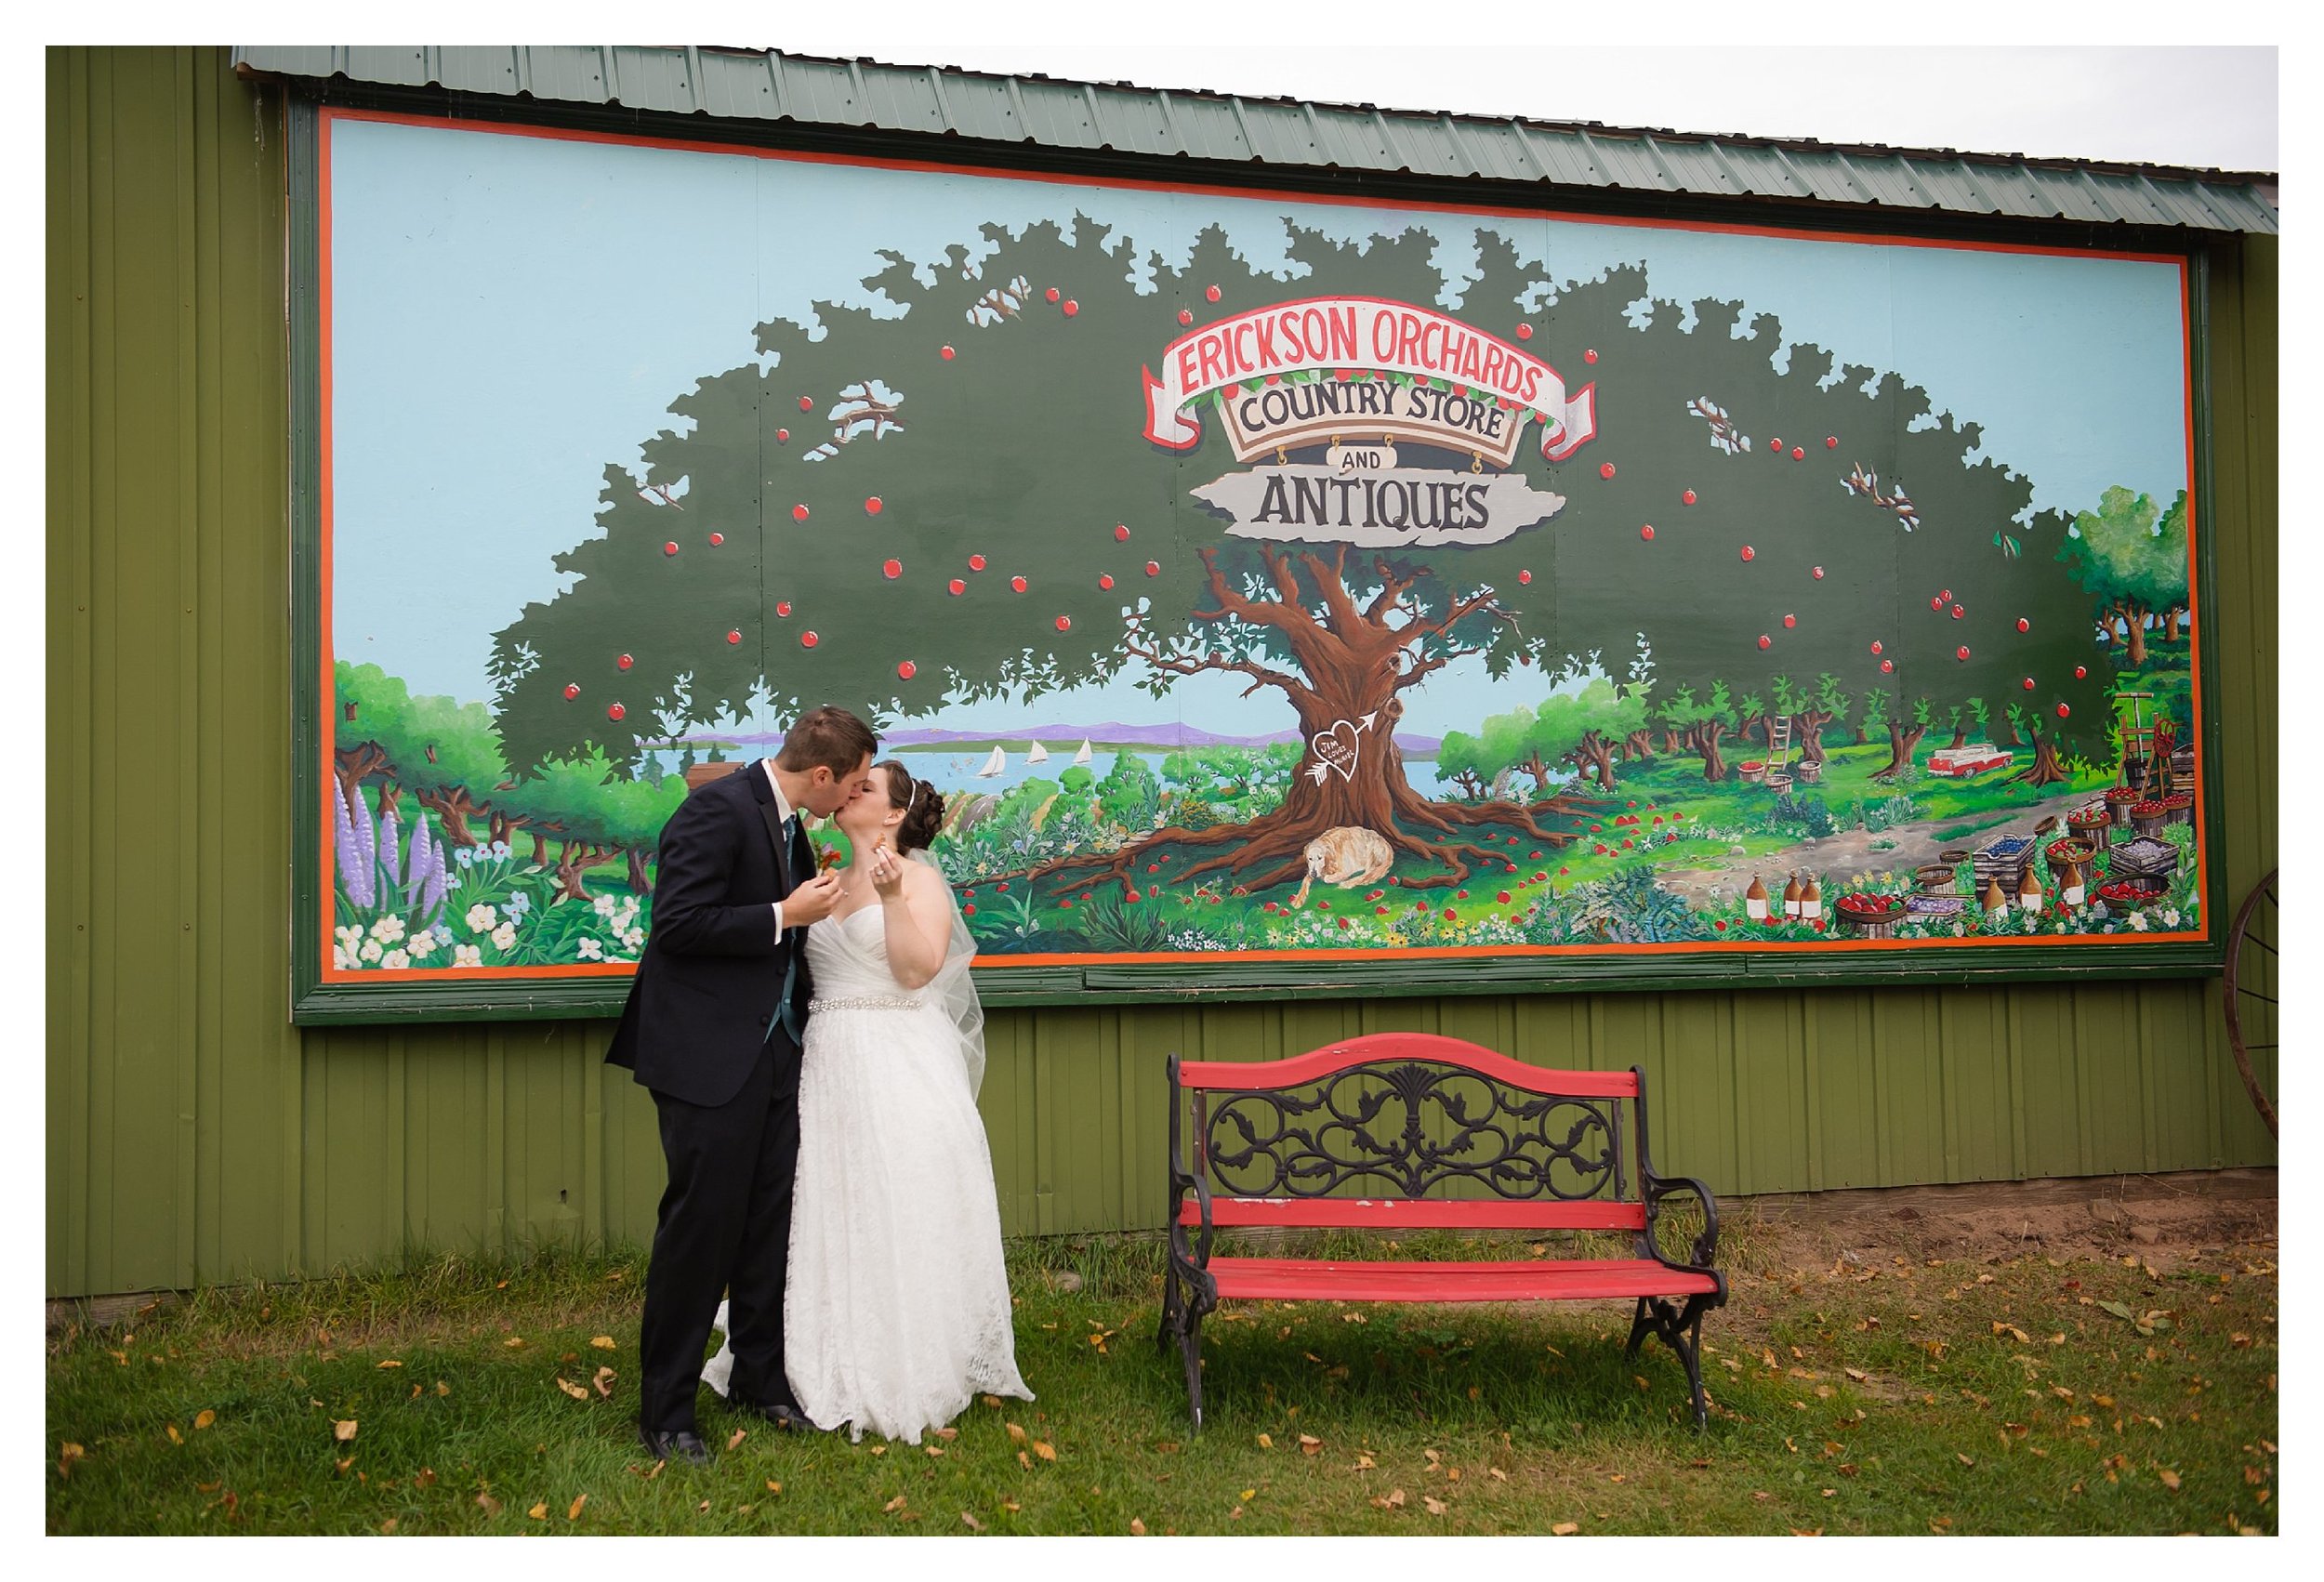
[[303, 106, 2214, 1013]]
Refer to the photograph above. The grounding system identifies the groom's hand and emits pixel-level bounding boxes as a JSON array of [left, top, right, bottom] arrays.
[[784, 872, 846, 926]]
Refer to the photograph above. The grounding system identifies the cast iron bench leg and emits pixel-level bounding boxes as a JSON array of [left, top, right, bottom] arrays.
[[1624, 1294, 1714, 1431], [1157, 1262, 1183, 1357], [1178, 1310, 1206, 1431]]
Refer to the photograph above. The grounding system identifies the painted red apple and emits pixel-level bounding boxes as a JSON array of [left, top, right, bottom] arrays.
[[968, 554, 987, 572], [1870, 640, 1883, 654], [1682, 489, 1697, 505], [775, 428, 789, 442], [1098, 573, 1115, 590], [1145, 560, 1161, 576], [663, 541, 680, 556], [708, 532, 724, 547], [1931, 596, 1946, 611], [1515, 323, 1532, 340], [608, 703, 626, 721], [1826, 436, 1838, 448], [2016, 617, 2031, 632], [1584, 349, 1598, 363], [1518, 569, 1532, 584], [1769, 438, 1783, 453], [1062, 300, 1078, 317], [1010, 575, 1028, 593], [1758, 635, 1772, 650], [800, 631, 818, 649], [1114, 524, 1131, 542], [1739, 546, 1754, 561], [1951, 604, 1964, 619], [897, 660, 916, 680], [562, 682, 580, 700], [775, 600, 792, 617], [1599, 462, 1616, 480], [1045, 287, 1061, 303], [792, 505, 809, 522], [2056, 703, 2071, 718], [797, 396, 813, 412], [2022, 676, 2035, 690], [1811, 565, 1825, 579], [865, 496, 882, 515], [1956, 645, 1971, 661], [1791, 446, 1805, 460], [1939, 588, 1952, 600], [947, 578, 965, 596], [1177, 309, 1193, 326], [882, 559, 903, 579], [1205, 284, 1221, 302], [617, 653, 634, 670], [2075, 665, 2089, 679], [1640, 524, 1655, 541], [940, 345, 956, 360], [1782, 613, 1797, 628], [727, 628, 742, 645], [1055, 614, 1072, 632], [1881, 658, 1895, 673]]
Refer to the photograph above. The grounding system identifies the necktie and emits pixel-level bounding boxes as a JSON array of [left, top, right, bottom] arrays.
[[772, 815, 808, 1044]]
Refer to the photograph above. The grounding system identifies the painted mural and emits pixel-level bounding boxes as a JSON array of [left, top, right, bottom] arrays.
[[318, 110, 2208, 988]]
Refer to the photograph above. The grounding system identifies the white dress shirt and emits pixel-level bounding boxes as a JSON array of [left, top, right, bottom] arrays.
[[763, 758, 797, 941]]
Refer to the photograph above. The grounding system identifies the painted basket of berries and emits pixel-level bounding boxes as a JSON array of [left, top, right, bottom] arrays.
[[2044, 837, 2097, 880], [2159, 790, 2194, 825], [2130, 799, 2169, 838], [2104, 784, 2143, 828], [2096, 876, 2167, 907], [1834, 891, 1908, 938], [1737, 759, 1766, 785], [1914, 863, 1959, 893]]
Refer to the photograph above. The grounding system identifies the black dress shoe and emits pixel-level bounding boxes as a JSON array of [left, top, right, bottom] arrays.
[[728, 1394, 819, 1431], [640, 1426, 712, 1464]]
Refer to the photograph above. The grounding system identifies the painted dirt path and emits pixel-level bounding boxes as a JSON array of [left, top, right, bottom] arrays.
[[1655, 783, 2105, 902]]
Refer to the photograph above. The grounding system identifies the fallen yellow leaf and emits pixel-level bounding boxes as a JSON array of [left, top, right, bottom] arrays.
[[2158, 1469, 2182, 1491], [593, 1366, 617, 1399], [1240, 1487, 1256, 1501], [377, 1359, 403, 1369], [590, 1336, 616, 1350], [1256, 1432, 1274, 1448], [1375, 1488, 1406, 1509], [1032, 1441, 1057, 1462], [1423, 1495, 1448, 1515], [960, 1511, 984, 1531], [884, 1495, 907, 1514], [727, 1428, 746, 1451], [567, 1493, 588, 1520], [165, 1425, 183, 1444], [926, 1445, 944, 1457], [1129, 1517, 1148, 1536], [435, 1381, 450, 1396], [333, 1419, 359, 1443], [1006, 1421, 1027, 1444], [1957, 1454, 1974, 1467], [1299, 1434, 1322, 1455], [556, 1378, 589, 1401], [766, 1481, 783, 1494], [381, 1518, 398, 1535], [1552, 1521, 1579, 1536], [416, 1469, 438, 1489]]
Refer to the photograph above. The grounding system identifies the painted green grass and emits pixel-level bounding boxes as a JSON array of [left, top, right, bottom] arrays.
[[48, 1230, 2277, 1536]]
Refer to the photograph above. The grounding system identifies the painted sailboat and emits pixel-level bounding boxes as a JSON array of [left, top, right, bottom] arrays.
[[1024, 741, 1050, 765], [975, 745, 1007, 778], [1072, 739, 1093, 766]]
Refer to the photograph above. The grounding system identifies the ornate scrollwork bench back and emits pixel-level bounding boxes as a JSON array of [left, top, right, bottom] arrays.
[[1160, 1032, 1724, 1430]]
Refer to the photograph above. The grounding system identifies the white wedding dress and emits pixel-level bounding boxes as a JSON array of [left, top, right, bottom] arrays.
[[703, 901, 1032, 1443]]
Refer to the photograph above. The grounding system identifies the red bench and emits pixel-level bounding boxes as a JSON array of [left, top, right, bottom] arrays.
[[1160, 1033, 1725, 1429]]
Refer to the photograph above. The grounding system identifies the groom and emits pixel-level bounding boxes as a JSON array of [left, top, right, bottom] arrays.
[[608, 704, 878, 1463]]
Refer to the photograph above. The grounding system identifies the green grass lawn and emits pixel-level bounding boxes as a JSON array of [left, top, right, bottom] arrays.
[[47, 1224, 2277, 1536]]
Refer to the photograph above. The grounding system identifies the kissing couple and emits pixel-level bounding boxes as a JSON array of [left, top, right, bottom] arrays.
[[607, 705, 1032, 1460]]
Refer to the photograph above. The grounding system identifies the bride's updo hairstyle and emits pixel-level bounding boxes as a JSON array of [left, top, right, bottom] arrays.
[[876, 760, 947, 853]]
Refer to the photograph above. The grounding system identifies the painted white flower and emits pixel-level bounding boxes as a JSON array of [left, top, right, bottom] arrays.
[[334, 923, 363, 948], [332, 945, 350, 970], [455, 846, 475, 867], [592, 893, 619, 919], [2127, 912, 2148, 931], [577, 937, 604, 960], [370, 915, 406, 943], [453, 943, 483, 969], [505, 890, 532, 916], [2163, 908, 2182, 928], [359, 939, 383, 963], [381, 948, 411, 970], [491, 841, 512, 861], [491, 921, 518, 953], [466, 903, 497, 932], [408, 929, 438, 958], [625, 928, 646, 951]]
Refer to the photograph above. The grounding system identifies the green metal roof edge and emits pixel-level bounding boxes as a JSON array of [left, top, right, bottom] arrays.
[[229, 45, 2279, 235]]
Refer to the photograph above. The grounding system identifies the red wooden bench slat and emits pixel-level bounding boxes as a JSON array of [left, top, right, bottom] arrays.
[[1204, 1256, 1719, 1303], [1177, 1034, 1639, 1098], [1182, 1198, 1647, 1232]]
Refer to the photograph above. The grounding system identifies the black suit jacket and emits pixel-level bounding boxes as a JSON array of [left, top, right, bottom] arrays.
[[606, 761, 814, 1107]]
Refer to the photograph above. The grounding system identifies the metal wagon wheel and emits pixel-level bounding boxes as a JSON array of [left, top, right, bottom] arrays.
[[2222, 868, 2278, 1139]]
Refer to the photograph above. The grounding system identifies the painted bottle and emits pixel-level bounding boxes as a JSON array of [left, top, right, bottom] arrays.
[[2016, 863, 2044, 912], [1744, 874, 1769, 922], [2061, 859, 2086, 907], [1981, 875, 2010, 917], [1781, 872, 1803, 920], [1800, 874, 1823, 923]]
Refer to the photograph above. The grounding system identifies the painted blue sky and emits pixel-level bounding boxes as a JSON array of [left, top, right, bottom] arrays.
[[329, 114, 2189, 741]]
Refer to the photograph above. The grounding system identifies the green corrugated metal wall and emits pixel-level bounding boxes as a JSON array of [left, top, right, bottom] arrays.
[[46, 47, 2278, 1299]]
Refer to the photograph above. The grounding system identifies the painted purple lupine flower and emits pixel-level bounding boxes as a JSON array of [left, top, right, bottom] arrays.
[[421, 856, 449, 927], [377, 807, 402, 888], [336, 780, 375, 908], [406, 811, 436, 911]]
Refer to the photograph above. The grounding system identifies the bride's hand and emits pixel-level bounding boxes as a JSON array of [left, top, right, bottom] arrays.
[[868, 841, 906, 901]]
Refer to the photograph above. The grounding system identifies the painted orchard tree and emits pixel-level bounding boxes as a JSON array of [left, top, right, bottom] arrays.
[[494, 212, 2118, 898]]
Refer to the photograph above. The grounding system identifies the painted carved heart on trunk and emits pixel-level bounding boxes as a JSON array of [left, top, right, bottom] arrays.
[[1310, 719, 1363, 782]]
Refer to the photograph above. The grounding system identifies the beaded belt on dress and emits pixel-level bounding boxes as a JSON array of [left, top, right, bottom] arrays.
[[808, 995, 926, 1012]]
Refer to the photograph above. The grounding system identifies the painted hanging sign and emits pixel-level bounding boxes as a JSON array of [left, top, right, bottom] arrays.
[[297, 106, 2218, 1017]]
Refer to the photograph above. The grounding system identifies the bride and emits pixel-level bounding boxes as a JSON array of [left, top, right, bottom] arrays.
[[704, 759, 1032, 1442]]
